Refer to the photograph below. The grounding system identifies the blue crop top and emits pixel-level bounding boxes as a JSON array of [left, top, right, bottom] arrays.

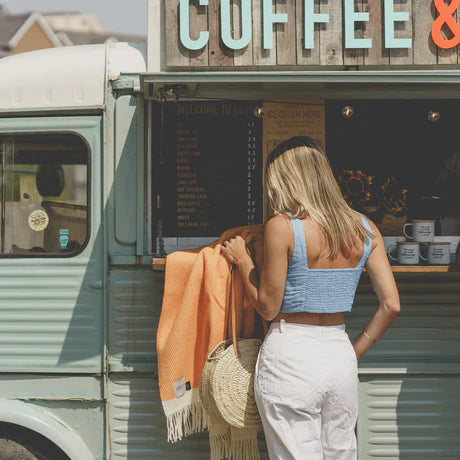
[[280, 214, 372, 314]]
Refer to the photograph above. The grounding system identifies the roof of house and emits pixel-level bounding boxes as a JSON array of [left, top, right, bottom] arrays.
[[44, 12, 108, 34], [0, 10, 146, 55], [0, 13, 29, 48]]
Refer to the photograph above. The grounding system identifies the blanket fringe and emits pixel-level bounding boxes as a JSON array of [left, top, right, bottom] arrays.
[[166, 400, 209, 442], [228, 437, 260, 460], [209, 428, 231, 460], [210, 431, 260, 460]]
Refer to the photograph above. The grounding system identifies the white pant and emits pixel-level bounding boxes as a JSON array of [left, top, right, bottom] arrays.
[[254, 320, 358, 460]]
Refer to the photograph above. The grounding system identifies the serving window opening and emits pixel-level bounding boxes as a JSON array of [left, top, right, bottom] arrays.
[[0, 133, 89, 257], [151, 98, 460, 266]]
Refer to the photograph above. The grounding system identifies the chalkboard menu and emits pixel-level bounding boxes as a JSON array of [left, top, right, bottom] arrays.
[[161, 101, 263, 237]]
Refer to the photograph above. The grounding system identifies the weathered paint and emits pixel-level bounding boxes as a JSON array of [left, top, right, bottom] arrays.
[[164, 0, 459, 68], [0, 116, 104, 374]]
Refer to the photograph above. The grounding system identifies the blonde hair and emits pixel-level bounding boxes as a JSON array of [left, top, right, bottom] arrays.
[[265, 136, 372, 260]]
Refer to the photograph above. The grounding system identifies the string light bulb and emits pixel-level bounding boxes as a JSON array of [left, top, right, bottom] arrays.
[[253, 106, 265, 118], [427, 109, 441, 122], [341, 105, 354, 119]]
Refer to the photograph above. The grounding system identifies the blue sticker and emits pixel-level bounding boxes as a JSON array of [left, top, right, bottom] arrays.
[[59, 228, 70, 249]]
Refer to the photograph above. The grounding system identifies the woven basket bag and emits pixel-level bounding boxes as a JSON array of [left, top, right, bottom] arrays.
[[199, 265, 265, 431]]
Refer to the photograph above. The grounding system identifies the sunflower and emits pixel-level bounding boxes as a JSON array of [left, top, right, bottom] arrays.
[[337, 170, 374, 208], [379, 177, 408, 216]]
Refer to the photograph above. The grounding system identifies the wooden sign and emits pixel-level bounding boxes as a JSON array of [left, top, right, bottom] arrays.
[[163, 0, 460, 68], [160, 101, 263, 237]]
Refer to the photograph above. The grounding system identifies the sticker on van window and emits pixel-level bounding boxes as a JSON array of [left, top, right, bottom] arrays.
[[59, 229, 70, 249], [28, 209, 49, 232]]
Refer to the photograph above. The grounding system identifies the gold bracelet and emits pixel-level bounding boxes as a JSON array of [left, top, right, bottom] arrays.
[[363, 331, 377, 343]]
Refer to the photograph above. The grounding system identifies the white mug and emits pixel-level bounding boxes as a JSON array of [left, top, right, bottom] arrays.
[[387, 242, 421, 265], [424, 242, 451, 265], [403, 220, 435, 242]]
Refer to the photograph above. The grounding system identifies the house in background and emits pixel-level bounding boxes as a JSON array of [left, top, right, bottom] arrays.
[[0, 5, 145, 57]]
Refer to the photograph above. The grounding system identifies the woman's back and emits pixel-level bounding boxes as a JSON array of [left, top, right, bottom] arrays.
[[277, 212, 372, 315], [295, 213, 371, 270]]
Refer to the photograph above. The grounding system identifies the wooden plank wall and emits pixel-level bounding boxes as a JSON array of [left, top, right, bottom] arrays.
[[165, 0, 460, 68]]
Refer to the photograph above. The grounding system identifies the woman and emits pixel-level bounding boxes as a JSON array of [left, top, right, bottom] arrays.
[[221, 136, 400, 460]]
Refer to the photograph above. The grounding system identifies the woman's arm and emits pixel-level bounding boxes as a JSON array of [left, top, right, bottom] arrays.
[[221, 215, 290, 321], [353, 219, 401, 359]]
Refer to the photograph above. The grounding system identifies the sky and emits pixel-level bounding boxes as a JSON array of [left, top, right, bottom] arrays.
[[1, 0, 148, 36]]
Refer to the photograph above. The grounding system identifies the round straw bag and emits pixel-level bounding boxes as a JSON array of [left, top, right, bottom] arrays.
[[199, 339, 233, 426], [212, 337, 263, 430], [199, 264, 265, 431]]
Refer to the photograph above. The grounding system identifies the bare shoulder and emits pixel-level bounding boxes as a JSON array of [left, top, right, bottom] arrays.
[[352, 210, 382, 252], [264, 215, 293, 249], [265, 214, 292, 233]]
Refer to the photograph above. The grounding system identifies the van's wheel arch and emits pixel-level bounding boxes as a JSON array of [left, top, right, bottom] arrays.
[[0, 423, 70, 460]]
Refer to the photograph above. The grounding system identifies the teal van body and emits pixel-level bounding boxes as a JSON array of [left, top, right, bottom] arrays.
[[0, 37, 459, 460]]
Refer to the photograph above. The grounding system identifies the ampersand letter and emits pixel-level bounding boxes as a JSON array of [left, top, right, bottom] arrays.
[[432, 0, 460, 49]]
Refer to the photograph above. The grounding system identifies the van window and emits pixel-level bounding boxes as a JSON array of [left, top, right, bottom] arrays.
[[0, 133, 89, 256]]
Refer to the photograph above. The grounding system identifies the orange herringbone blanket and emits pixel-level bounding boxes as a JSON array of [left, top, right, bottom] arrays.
[[156, 225, 264, 458]]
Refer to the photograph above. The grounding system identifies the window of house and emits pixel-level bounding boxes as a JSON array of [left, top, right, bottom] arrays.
[[0, 133, 89, 256]]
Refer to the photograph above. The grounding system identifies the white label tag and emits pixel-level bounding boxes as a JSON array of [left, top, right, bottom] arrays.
[[173, 377, 186, 398]]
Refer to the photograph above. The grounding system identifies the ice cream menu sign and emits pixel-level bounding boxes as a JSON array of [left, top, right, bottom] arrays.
[[262, 102, 325, 219], [162, 101, 262, 237]]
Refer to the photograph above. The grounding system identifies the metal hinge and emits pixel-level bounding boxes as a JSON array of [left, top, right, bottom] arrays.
[[111, 75, 142, 93]]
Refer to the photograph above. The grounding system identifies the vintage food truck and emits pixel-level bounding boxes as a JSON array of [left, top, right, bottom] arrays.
[[0, 0, 459, 458]]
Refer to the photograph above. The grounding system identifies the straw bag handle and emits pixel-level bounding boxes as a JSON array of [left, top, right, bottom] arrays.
[[227, 264, 269, 359]]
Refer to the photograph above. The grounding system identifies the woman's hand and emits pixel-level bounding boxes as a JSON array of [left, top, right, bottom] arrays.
[[221, 236, 253, 267]]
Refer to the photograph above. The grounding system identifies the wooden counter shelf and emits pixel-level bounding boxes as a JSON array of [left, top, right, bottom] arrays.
[[152, 258, 455, 273], [152, 258, 166, 271], [364, 265, 453, 273]]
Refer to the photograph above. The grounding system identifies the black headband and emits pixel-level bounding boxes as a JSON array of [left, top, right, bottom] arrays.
[[266, 136, 324, 170]]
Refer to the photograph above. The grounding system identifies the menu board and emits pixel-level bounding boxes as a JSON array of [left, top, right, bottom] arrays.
[[162, 101, 263, 237]]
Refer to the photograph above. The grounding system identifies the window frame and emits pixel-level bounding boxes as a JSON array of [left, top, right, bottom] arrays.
[[0, 130, 92, 259]]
